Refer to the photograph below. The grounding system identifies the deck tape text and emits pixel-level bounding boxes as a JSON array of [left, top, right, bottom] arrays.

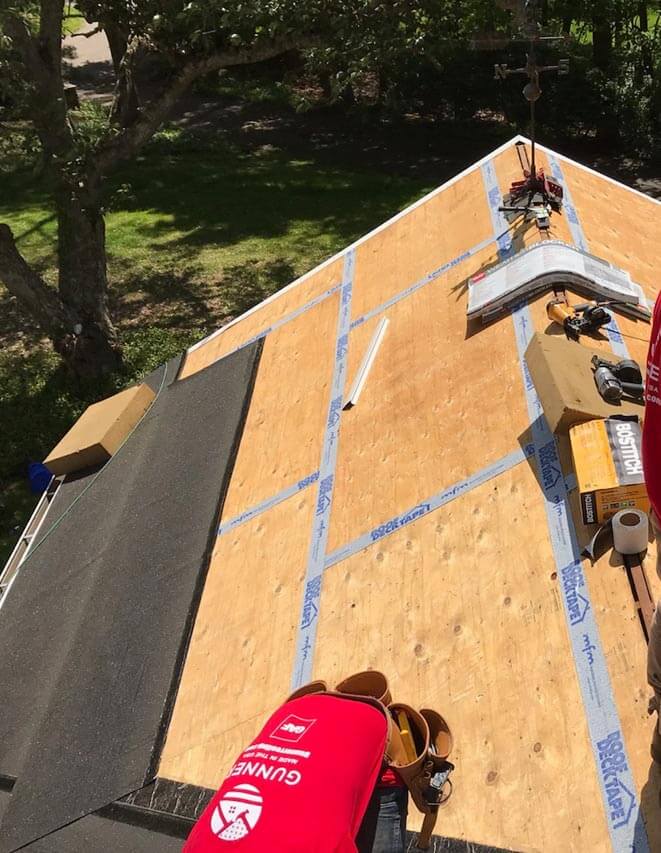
[[218, 472, 320, 536], [324, 446, 532, 569], [547, 154, 630, 360], [291, 250, 354, 690], [483, 155, 646, 851], [513, 304, 647, 853]]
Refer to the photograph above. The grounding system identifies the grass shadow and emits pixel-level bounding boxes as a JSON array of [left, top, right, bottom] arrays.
[[108, 134, 432, 270], [220, 257, 296, 316]]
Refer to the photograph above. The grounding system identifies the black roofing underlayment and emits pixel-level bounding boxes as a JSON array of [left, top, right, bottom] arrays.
[[1, 781, 521, 853], [0, 341, 263, 853]]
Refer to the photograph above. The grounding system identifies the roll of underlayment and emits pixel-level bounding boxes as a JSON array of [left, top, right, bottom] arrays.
[[612, 509, 649, 555]]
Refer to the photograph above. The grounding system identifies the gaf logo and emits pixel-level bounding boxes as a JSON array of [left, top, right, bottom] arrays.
[[270, 714, 316, 744]]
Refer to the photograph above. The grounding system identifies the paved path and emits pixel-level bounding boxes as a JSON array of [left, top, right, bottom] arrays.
[[63, 22, 111, 67], [63, 23, 114, 97]]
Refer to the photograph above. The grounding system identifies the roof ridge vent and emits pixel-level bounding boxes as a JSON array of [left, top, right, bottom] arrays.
[[467, 241, 650, 322]]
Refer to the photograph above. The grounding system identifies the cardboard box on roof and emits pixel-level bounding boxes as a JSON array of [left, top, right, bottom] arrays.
[[44, 383, 155, 476], [569, 417, 649, 524], [524, 332, 644, 434]]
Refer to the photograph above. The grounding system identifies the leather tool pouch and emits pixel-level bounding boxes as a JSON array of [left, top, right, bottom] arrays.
[[336, 670, 392, 706]]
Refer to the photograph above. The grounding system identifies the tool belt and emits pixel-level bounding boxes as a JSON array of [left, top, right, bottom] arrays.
[[287, 671, 454, 848]]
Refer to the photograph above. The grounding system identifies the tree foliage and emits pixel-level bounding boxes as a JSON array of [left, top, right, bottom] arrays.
[[0, 0, 660, 378]]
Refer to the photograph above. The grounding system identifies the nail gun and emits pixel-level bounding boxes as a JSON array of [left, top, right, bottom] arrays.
[[546, 298, 614, 341], [591, 355, 644, 403]]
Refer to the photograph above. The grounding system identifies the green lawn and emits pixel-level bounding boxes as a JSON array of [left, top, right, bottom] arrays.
[[0, 124, 432, 564], [62, 3, 84, 35]]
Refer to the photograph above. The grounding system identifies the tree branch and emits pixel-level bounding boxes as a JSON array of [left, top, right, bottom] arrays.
[[110, 35, 144, 127], [95, 35, 313, 174], [72, 25, 102, 39], [3, 5, 73, 157], [0, 224, 75, 336], [39, 0, 65, 51]]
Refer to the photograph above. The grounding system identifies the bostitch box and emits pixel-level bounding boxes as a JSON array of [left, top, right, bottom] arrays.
[[569, 416, 649, 525]]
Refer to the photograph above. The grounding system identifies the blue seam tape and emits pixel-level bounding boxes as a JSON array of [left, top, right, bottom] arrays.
[[218, 471, 319, 536], [513, 304, 648, 853], [208, 232, 500, 376], [482, 157, 646, 849], [481, 160, 514, 260], [217, 233, 504, 540], [350, 233, 497, 331], [483, 155, 646, 850], [323, 446, 532, 570], [291, 250, 355, 690], [209, 283, 342, 365], [547, 155, 630, 360]]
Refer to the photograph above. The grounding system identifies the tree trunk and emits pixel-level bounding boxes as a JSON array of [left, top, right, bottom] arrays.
[[639, 3, 648, 31], [104, 22, 128, 74], [592, 10, 613, 72], [0, 215, 121, 379], [592, 7, 618, 145], [104, 22, 141, 126], [54, 173, 122, 377]]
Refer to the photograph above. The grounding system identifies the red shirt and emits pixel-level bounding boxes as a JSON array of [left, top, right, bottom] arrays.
[[643, 293, 661, 518], [183, 693, 388, 852]]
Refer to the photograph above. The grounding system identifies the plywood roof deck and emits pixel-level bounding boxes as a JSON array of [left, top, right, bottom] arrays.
[[160, 137, 661, 851]]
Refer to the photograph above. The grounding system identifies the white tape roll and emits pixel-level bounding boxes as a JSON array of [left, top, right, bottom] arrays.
[[612, 509, 649, 555]]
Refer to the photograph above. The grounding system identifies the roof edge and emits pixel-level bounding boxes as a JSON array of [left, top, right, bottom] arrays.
[[188, 135, 524, 354], [520, 134, 661, 210], [188, 134, 660, 356]]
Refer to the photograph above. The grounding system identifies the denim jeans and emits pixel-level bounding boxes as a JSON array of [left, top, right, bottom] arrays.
[[355, 785, 408, 853], [649, 511, 661, 723]]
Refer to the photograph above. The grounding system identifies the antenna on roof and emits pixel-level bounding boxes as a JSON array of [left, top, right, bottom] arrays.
[[474, 0, 570, 228]]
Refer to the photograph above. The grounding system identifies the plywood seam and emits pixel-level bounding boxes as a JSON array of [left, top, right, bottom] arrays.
[[218, 470, 319, 534], [513, 303, 646, 851], [325, 446, 532, 569], [219, 446, 531, 568], [482, 155, 645, 850], [186, 136, 529, 357], [350, 232, 497, 332], [547, 154, 631, 360], [188, 281, 340, 355], [534, 136, 661, 210], [291, 251, 355, 689]]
